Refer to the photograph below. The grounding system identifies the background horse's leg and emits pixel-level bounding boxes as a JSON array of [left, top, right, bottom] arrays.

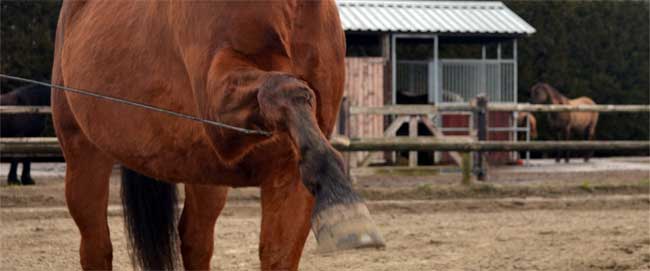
[[584, 125, 595, 162], [20, 159, 35, 185], [178, 184, 228, 270], [7, 159, 19, 185], [555, 130, 563, 163], [259, 168, 313, 271]]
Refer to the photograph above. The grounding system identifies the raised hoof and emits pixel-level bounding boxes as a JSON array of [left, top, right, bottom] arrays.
[[21, 178, 36, 185], [312, 203, 385, 253]]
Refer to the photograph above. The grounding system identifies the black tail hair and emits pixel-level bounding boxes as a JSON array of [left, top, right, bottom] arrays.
[[121, 167, 179, 270]]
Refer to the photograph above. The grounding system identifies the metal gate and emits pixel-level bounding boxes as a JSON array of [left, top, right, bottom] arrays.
[[395, 59, 516, 104]]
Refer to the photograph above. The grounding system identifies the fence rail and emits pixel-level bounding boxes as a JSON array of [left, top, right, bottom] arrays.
[[349, 104, 650, 115], [0, 106, 52, 114], [2, 137, 649, 156], [2, 104, 649, 115], [330, 137, 650, 152], [2, 103, 649, 183]]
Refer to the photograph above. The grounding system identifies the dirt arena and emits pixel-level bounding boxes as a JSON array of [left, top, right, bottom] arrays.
[[1, 158, 649, 271]]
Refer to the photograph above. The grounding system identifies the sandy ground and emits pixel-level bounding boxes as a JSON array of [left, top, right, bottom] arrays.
[[1, 199, 649, 271], [0, 158, 649, 271]]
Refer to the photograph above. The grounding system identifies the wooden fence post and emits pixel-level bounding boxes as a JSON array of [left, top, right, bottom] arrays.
[[474, 96, 488, 181], [461, 152, 472, 185], [408, 116, 418, 167], [338, 97, 352, 180]]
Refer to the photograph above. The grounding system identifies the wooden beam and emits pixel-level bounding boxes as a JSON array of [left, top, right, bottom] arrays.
[[2, 103, 648, 115], [420, 116, 464, 166], [331, 137, 650, 152], [408, 116, 418, 167], [0, 137, 61, 157], [358, 116, 409, 167], [3, 137, 649, 157], [0, 106, 52, 114], [488, 104, 650, 113], [349, 104, 650, 115]]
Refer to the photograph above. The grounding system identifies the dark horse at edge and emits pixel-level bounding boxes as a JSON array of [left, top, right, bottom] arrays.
[[529, 83, 599, 163], [0, 84, 51, 185]]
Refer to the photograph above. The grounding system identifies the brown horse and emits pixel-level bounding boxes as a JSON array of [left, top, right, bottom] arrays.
[[529, 83, 599, 162], [52, 1, 383, 270]]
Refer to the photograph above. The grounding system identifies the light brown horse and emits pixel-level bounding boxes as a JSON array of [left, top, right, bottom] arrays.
[[52, 1, 383, 270], [529, 83, 599, 162], [516, 112, 538, 139]]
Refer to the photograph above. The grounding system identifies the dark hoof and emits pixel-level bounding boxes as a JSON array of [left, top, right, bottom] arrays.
[[312, 203, 385, 253], [7, 178, 20, 186], [21, 178, 35, 185]]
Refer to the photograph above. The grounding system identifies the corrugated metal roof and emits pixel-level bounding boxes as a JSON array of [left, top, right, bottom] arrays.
[[337, 1, 536, 35]]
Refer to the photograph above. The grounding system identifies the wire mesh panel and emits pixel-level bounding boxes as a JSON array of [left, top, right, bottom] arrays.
[[439, 60, 515, 104], [396, 61, 429, 98], [395, 59, 516, 104]]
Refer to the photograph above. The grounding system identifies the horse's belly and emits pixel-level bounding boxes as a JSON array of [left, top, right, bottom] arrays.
[[570, 112, 595, 130]]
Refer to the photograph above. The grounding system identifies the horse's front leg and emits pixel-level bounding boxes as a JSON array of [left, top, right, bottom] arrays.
[[555, 130, 563, 163], [178, 184, 229, 270], [7, 159, 19, 185], [259, 165, 313, 271]]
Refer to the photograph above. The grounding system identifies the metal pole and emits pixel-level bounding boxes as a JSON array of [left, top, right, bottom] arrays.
[[391, 34, 397, 105], [474, 96, 488, 181], [512, 39, 520, 164], [526, 112, 531, 165], [481, 45, 486, 97], [391, 34, 397, 164], [433, 35, 440, 163], [434, 35, 440, 105], [513, 39, 518, 104], [497, 42, 502, 102]]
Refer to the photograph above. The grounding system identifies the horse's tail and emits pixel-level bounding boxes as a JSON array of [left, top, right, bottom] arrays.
[[121, 167, 180, 270]]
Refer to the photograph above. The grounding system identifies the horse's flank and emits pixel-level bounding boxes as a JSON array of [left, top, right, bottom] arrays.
[[54, 0, 345, 185]]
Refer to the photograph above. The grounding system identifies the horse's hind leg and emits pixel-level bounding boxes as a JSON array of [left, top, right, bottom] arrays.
[[554, 131, 563, 163], [20, 159, 35, 185], [563, 127, 571, 163], [259, 166, 313, 271], [53, 92, 115, 269], [584, 125, 595, 162], [178, 184, 229, 270], [7, 159, 19, 185]]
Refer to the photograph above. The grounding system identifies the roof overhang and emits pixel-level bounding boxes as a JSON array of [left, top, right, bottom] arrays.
[[337, 1, 536, 37]]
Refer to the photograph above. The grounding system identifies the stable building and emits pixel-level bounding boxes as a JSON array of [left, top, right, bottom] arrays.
[[336, 0, 536, 166]]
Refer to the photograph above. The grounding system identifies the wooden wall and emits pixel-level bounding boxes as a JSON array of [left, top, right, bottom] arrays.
[[336, 57, 385, 166]]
